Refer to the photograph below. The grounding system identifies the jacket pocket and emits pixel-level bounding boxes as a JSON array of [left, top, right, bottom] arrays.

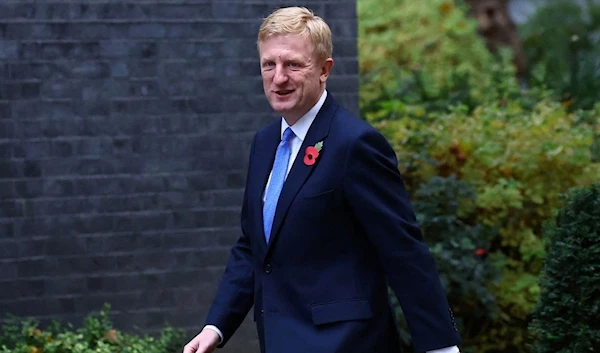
[[302, 188, 335, 199], [310, 298, 372, 326]]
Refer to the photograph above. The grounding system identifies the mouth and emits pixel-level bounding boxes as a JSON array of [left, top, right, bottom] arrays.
[[274, 89, 294, 96]]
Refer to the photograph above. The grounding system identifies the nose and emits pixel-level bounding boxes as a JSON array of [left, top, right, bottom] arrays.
[[273, 65, 288, 85]]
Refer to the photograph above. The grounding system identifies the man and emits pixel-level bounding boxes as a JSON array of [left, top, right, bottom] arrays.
[[183, 7, 461, 353]]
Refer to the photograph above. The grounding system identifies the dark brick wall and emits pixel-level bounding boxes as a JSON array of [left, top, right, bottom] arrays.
[[0, 1, 358, 352]]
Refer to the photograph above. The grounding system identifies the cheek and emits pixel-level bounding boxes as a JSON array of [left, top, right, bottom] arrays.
[[292, 73, 310, 88], [261, 74, 272, 88], [299, 74, 319, 93]]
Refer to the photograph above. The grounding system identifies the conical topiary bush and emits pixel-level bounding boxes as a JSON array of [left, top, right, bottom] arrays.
[[531, 183, 600, 352]]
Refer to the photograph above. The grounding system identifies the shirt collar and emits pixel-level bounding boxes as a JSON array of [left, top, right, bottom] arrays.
[[280, 90, 327, 141]]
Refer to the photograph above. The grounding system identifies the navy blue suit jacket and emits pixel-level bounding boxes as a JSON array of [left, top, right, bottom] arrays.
[[205, 94, 461, 352]]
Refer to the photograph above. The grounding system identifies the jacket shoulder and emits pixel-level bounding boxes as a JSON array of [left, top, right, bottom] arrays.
[[331, 106, 382, 140]]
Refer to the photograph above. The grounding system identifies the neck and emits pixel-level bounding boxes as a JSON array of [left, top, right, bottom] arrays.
[[283, 115, 302, 126]]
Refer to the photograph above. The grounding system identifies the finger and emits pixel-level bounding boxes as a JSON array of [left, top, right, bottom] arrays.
[[183, 343, 196, 353]]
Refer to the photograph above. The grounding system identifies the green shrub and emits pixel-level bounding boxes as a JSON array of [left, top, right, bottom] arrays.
[[520, 0, 600, 111], [358, 0, 523, 117], [386, 98, 599, 352], [0, 305, 186, 353], [414, 175, 499, 312], [389, 175, 500, 351], [530, 183, 600, 352], [358, 0, 600, 351], [413, 176, 501, 353]]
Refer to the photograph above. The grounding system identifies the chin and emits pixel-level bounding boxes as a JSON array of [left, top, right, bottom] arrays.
[[270, 102, 295, 114]]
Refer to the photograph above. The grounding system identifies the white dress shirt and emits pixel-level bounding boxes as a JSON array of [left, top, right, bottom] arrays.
[[204, 90, 459, 353]]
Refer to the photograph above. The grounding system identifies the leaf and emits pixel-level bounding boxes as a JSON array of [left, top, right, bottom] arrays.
[[314, 141, 324, 152]]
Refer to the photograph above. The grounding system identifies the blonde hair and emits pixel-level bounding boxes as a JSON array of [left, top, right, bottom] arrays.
[[257, 7, 333, 62]]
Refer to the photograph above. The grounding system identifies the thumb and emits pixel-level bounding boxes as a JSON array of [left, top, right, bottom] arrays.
[[183, 338, 200, 353]]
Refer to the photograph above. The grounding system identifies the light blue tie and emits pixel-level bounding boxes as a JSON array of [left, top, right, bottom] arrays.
[[263, 127, 295, 242]]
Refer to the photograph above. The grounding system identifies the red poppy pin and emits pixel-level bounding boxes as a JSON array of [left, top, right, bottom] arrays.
[[304, 141, 323, 166]]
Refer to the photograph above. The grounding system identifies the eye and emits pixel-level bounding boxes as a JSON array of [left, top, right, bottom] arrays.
[[262, 61, 275, 68], [288, 62, 299, 68]]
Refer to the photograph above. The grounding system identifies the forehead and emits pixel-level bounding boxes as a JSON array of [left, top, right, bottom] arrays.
[[259, 34, 315, 59]]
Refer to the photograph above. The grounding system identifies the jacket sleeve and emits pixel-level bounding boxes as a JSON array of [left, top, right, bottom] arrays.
[[342, 129, 461, 352], [204, 136, 256, 347]]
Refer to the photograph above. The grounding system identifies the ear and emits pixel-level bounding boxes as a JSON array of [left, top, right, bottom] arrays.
[[319, 58, 334, 83]]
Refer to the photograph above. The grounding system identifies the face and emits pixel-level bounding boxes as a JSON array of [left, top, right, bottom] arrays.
[[259, 34, 333, 125]]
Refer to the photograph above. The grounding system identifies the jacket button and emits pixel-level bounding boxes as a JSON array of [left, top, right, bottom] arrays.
[[264, 264, 272, 274]]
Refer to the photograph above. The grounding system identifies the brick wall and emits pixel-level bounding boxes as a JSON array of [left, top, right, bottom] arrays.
[[0, 1, 358, 352]]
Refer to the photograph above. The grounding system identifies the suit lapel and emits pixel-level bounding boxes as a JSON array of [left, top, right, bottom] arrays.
[[252, 122, 281, 253], [265, 94, 339, 258]]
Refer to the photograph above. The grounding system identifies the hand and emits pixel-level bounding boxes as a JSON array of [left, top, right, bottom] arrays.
[[182, 328, 220, 353]]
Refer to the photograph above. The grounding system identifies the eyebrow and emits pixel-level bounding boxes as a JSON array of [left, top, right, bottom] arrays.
[[261, 55, 305, 63]]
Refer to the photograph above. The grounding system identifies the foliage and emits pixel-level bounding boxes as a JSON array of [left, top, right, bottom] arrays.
[[358, 0, 524, 117], [0, 305, 186, 353], [390, 176, 501, 351], [520, 0, 600, 111], [382, 98, 599, 352], [358, 0, 600, 351], [414, 175, 499, 312], [530, 183, 600, 352]]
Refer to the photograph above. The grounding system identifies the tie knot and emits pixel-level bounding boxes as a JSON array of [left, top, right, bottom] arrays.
[[282, 127, 295, 143]]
